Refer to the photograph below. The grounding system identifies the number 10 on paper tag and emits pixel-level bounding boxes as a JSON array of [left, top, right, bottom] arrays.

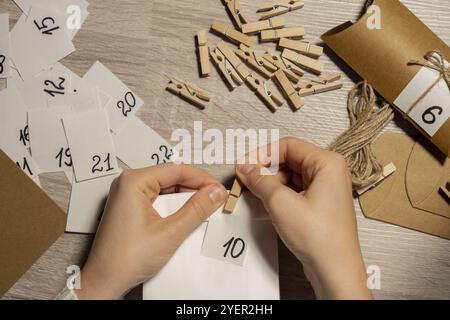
[[201, 211, 249, 266]]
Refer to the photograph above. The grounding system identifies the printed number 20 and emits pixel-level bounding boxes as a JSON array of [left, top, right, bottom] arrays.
[[117, 91, 136, 117], [223, 237, 245, 259]]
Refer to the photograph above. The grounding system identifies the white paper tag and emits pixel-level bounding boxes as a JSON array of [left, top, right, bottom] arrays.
[[0, 84, 30, 150], [112, 116, 173, 169], [143, 192, 279, 300], [0, 13, 10, 79], [62, 108, 119, 182], [3, 145, 41, 179], [28, 106, 73, 173], [83, 61, 144, 133], [11, 6, 75, 79], [394, 58, 450, 137], [66, 172, 120, 234]]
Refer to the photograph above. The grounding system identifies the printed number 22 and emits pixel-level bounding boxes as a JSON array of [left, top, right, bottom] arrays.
[[92, 153, 114, 173], [34, 17, 60, 35], [223, 237, 245, 259], [151, 145, 173, 165], [117, 92, 136, 117]]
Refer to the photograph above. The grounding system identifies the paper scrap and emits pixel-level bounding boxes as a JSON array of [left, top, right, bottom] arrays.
[[83, 61, 144, 133], [62, 108, 119, 182], [0, 13, 10, 78], [66, 172, 119, 234], [28, 106, 73, 173], [112, 116, 173, 169], [143, 192, 279, 300], [11, 6, 75, 79]]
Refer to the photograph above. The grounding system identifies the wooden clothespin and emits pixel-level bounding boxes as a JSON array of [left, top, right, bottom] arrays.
[[216, 41, 251, 80], [246, 72, 284, 112], [296, 73, 342, 97], [278, 38, 323, 58], [224, 179, 243, 213], [356, 163, 397, 195], [272, 69, 304, 110], [235, 44, 277, 79], [241, 17, 285, 35], [166, 77, 210, 109], [257, 0, 304, 20], [282, 48, 324, 75], [210, 47, 243, 90], [223, 0, 249, 30], [441, 181, 450, 201], [260, 26, 305, 42], [197, 31, 211, 77], [211, 21, 255, 48], [263, 49, 304, 83]]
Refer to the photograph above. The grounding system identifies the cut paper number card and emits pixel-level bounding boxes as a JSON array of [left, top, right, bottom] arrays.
[[0, 13, 10, 78], [112, 116, 173, 169], [27, 106, 72, 173], [84, 61, 144, 133], [62, 109, 119, 182], [143, 192, 279, 300]]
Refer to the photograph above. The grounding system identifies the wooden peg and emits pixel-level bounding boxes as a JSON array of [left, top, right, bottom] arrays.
[[296, 73, 342, 97], [257, 0, 304, 20], [242, 17, 285, 35], [211, 21, 255, 47], [246, 72, 283, 112], [197, 31, 211, 77], [278, 38, 323, 58], [356, 163, 397, 195], [210, 47, 243, 90], [272, 69, 304, 110], [216, 41, 251, 80], [263, 49, 303, 83], [224, 179, 243, 213], [235, 44, 276, 78], [166, 77, 210, 109], [282, 48, 324, 75], [260, 26, 305, 42], [223, 0, 249, 30], [441, 181, 450, 201]]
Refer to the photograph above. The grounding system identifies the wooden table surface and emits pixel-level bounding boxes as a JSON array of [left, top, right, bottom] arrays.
[[1, 0, 449, 300]]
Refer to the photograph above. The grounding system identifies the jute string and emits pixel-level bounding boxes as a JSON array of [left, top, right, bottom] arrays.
[[329, 81, 394, 189]]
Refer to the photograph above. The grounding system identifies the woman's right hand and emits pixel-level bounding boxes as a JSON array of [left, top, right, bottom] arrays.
[[235, 137, 372, 300]]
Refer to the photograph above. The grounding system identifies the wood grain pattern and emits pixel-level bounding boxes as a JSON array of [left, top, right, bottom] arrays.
[[1, 0, 449, 300]]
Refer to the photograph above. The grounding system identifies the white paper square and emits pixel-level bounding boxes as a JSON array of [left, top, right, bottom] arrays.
[[143, 192, 279, 300], [11, 6, 75, 79], [62, 108, 119, 182], [83, 61, 144, 133], [394, 59, 450, 137], [112, 116, 173, 169], [67, 172, 120, 234], [28, 106, 73, 173], [0, 13, 10, 79]]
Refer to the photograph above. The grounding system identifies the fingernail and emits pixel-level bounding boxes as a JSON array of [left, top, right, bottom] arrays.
[[238, 163, 255, 174], [209, 185, 227, 203]]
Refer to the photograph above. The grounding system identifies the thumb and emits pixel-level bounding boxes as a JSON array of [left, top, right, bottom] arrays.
[[236, 163, 299, 213], [165, 183, 227, 236]]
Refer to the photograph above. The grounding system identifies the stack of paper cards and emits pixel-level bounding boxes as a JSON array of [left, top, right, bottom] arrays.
[[143, 192, 280, 300]]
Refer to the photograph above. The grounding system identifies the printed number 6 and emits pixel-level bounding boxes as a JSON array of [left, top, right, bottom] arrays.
[[422, 106, 443, 125]]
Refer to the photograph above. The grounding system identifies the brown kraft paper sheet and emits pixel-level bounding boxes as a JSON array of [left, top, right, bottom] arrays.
[[321, 0, 450, 156]]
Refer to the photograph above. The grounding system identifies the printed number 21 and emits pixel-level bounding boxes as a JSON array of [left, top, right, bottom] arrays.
[[92, 153, 114, 173], [223, 237, 245, 259]]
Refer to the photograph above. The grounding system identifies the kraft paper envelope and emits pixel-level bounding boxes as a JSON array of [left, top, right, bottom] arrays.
[[406, 140, 450, 219], [359, 132, 450, 240], [321, 0, 450, 156], [0, 150, 66, 297]]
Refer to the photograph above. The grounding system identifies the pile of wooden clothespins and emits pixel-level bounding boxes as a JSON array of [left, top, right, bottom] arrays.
[[167, 0, 343, 115], [167, 0, 344, 213]]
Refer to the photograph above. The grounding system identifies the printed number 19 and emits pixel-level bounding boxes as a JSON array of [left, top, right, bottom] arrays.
[[223, 237, 245, 259]]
